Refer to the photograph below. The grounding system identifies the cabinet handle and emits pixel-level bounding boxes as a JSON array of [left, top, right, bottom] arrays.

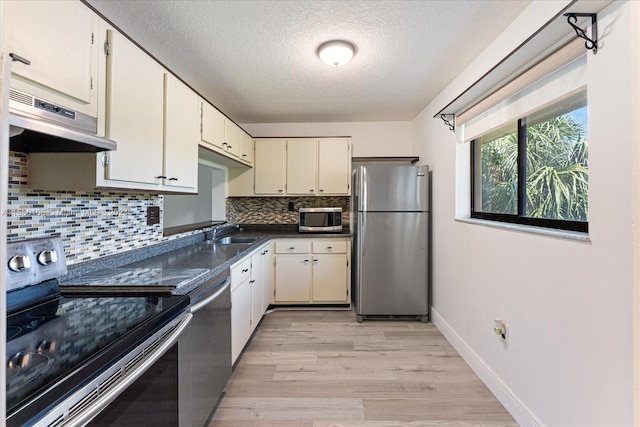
[[156, 175, 167, 179], [289, 247, 295, 250], [250, 280, 255, 283], [242, 154, 247, 157], [223, 142, 228, 147], [169, 177, 178, 181], [303, 259, 309, 263], [278, 189, 283, 193], [319, 189, 325, 192], [309, 189, 314, 192], [9, 53, 31, 65], [313, 258, 319, 262], [242, 268, 249, 273], [326, 246, 333, 249]]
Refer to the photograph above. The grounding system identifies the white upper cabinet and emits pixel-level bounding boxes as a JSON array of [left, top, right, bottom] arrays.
[[200, 101, 251, 165], [242, 138, 351, 197], [201, 100, 225, 150], [104, 29, 164, 185], [318, 138, 351, 195], [286, 139, 318, 195], [224, 121, 242, 158], [240, 131, 254, 166], [163, 73, 199, 191], [254, 139, 287, 195], [2, 0, 99, 116]]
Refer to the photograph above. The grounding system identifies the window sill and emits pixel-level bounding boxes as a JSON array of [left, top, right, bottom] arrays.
[[455, 217, 591, 242]]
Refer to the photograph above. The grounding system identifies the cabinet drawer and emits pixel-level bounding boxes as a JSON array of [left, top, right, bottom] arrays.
[[275, 241, 311, 254], [312, 241, 348, 254], [231, 256, 252, 289]]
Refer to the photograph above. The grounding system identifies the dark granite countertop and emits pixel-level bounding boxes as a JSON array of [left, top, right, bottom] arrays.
[[60, 225, 352, 297]]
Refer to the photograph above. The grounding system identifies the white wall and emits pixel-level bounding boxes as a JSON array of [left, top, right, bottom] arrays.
[[413, 1, 637, 426], [241, 121, 412, 158]]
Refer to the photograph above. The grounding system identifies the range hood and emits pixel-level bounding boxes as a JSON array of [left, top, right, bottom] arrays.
[[8, 89, 116, 153]]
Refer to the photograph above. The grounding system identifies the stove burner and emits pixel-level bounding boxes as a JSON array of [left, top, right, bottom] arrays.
[[7, 352, 53, 395]]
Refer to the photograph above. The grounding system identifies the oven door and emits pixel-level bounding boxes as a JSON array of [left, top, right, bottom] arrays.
[[87, 341, 183, 426]]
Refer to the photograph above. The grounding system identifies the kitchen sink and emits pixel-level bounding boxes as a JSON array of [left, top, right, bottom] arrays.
[[214, 236, 260, 244]]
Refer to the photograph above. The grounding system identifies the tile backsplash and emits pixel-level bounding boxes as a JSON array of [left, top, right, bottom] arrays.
[[226, 196, 350, 225], [6, 152, 205, 265], [6, 151, 351, 266]]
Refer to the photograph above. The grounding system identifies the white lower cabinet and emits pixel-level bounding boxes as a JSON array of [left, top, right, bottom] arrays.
[[261, 243, 274, 310], [274, 238, 351, 304], [231, 256, 252, 364], [274, 254, 312, 302], [230, 242, 273, 364], [250, 249, 263, 333]]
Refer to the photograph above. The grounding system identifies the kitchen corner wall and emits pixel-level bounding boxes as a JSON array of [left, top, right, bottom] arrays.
[[7, 152, 202, 265], [226, 196, 350, 225]]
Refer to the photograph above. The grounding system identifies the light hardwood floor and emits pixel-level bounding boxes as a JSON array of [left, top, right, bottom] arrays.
[[210, 309, 517, 427]]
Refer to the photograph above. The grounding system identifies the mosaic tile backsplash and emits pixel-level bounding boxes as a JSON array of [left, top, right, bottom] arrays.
[[226, 196, 350, 225], [6, 152, 207, 265]]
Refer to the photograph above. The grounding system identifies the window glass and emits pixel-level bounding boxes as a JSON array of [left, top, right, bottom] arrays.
[[474, 123, 518, 215], [471, 89, 588, 232], [525, 92, 588, 222]]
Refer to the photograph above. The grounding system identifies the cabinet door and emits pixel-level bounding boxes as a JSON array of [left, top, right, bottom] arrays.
[[231, 279, 252, 364], [250, 250, 263, 332], [224, 121, 242, 158], [105, 30, 164, 185], [287, 139, 318, 195], [163, 74, 198, 190], [3, 0, 98, 113], [254, 139, 286, 195], [261, 244, 274, 310], [318, 138, 351, 195], [201, 101, 225, 150], [312, 255, 349, 302], [274, 255, 312, 302], [241, 131, 254, 165]]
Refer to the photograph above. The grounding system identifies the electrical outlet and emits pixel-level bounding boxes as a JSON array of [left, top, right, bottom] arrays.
[[288, 201, 295, 211], [147, 206, 160, 225], [494, 318, 507, 340]]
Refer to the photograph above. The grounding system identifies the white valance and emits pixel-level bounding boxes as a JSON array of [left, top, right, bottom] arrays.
[[458, 39, 586, 142]]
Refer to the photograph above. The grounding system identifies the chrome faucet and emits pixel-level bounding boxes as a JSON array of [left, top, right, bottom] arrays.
[[209, 222, 239, 241]]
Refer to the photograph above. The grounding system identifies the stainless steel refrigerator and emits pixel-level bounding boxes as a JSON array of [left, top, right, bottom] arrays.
[[352, 164, 429, 322]]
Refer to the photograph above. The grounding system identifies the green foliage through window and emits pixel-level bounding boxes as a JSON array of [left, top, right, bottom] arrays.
[[472, 91, 588, 232]]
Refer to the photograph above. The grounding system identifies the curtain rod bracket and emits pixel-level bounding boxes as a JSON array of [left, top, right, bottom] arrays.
[[564, 13, 598, 54], [439, 114, 455, 132]]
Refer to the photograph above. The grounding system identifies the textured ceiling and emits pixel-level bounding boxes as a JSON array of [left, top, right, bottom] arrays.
[[86, 0, 531, 124]]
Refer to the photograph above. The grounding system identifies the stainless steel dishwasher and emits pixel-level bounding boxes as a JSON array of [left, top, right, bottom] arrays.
[[181, 270, 232, 427]]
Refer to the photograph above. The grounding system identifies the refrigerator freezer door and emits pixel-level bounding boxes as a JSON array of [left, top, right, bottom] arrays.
[[357, 165, 429, 212], [355, 211, 428, 316]]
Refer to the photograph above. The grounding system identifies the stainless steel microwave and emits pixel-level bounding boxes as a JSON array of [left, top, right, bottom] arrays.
[[299, 207, 343, 233]]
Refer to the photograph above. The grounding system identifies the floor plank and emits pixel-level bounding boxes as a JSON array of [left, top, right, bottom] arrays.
[[210, 309, 517, 426]]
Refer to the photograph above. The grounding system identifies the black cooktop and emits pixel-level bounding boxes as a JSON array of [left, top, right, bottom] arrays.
[[6, 288, 189, 427]]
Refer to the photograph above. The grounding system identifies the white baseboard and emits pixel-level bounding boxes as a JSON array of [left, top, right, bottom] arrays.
[[431, 308, 544, 427]]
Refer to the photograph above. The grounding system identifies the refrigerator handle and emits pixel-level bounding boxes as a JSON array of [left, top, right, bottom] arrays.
[[361, 213, 367, 256], [361, 167, 367, 211]]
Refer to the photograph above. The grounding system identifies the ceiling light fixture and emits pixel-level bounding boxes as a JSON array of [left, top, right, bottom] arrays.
[[317, 40, 357, 67]]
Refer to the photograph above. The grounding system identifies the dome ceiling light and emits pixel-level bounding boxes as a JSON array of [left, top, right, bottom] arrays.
[[317, 40, 357, 67]]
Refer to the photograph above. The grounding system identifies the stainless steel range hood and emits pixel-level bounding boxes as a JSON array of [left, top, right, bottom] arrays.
[[8, 89, 116, 153]]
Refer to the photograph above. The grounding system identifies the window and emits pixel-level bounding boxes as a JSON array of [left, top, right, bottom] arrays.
[[471, 90, 588, 232]]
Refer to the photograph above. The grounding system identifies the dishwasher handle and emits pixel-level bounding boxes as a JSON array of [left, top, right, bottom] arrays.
[[190, 278, 231, 313]]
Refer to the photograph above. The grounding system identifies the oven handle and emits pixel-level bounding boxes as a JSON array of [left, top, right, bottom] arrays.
[[65, 312, 193, 427], [190, 278, 230, 313]]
